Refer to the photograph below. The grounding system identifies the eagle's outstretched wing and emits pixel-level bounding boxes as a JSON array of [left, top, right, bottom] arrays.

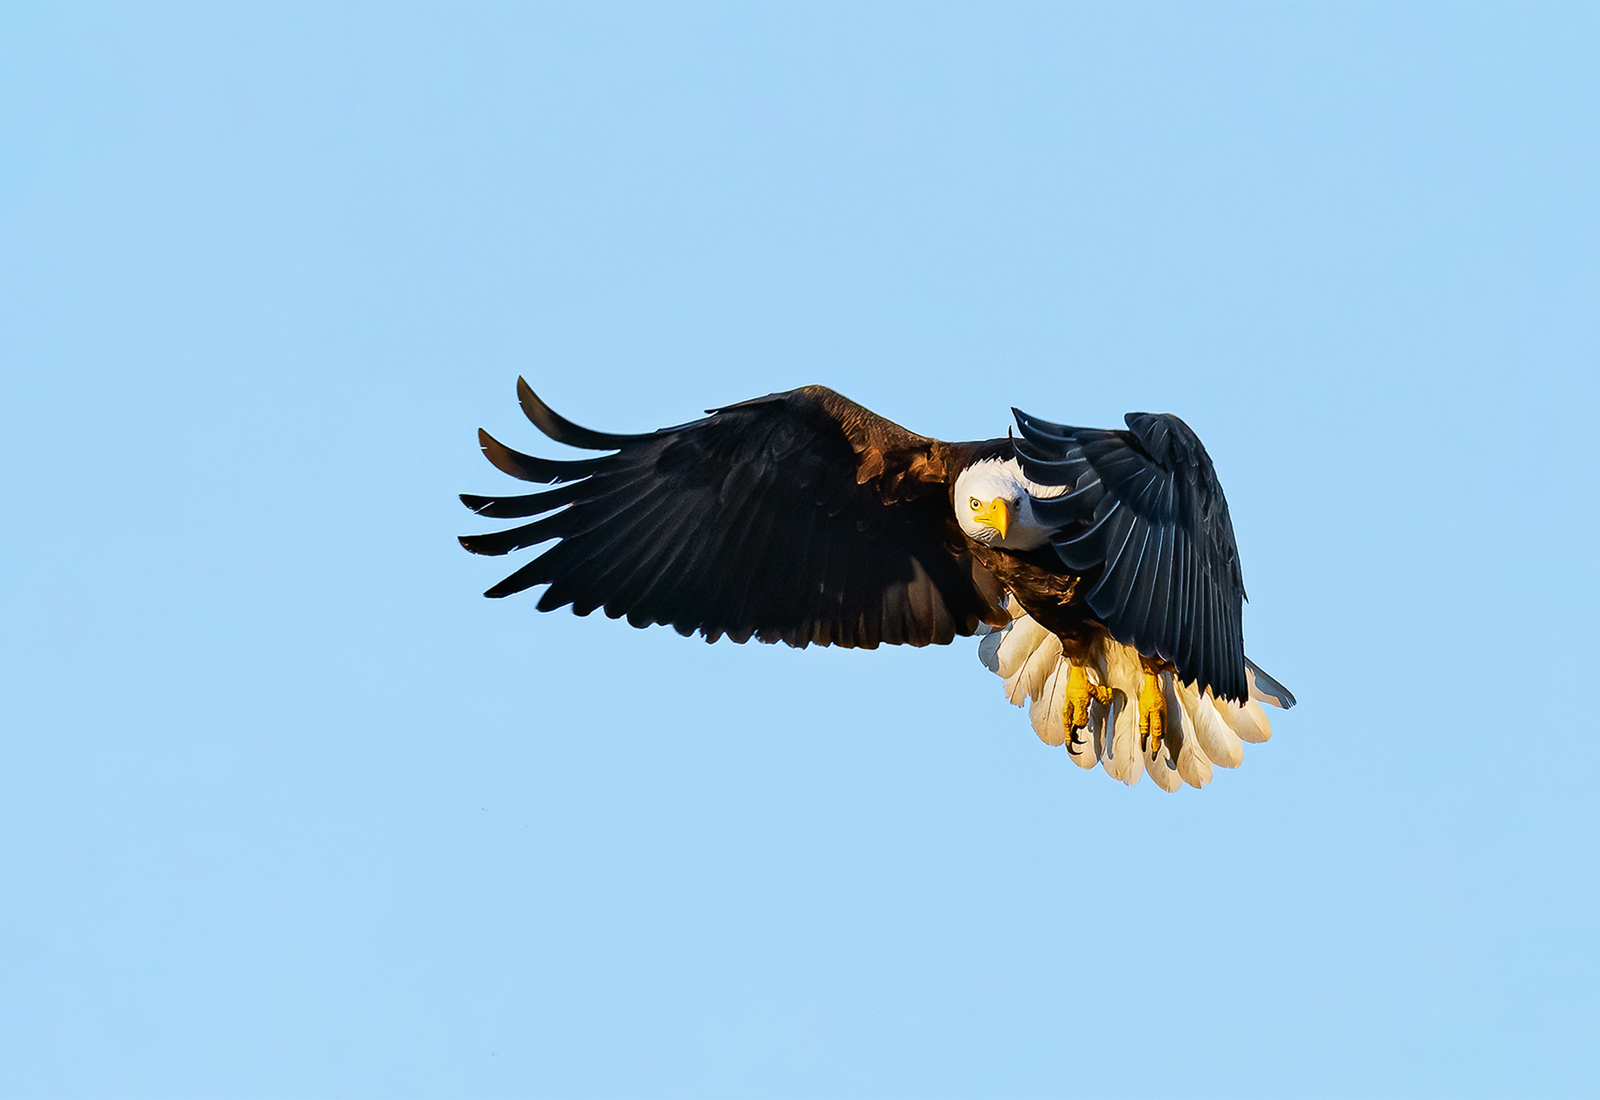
[[1012, 409, 1248, 701], [461, 379, 1007, 648]]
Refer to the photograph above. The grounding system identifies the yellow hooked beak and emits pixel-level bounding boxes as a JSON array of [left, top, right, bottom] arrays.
[[974, 497, 1010, 541]]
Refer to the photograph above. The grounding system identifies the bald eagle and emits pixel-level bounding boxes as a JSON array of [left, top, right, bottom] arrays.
[[460, 379, 1294, 791]]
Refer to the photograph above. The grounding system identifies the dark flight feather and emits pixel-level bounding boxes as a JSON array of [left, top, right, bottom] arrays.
[[1012, 407, 1249, 701], [461, 379, 1007, 648]]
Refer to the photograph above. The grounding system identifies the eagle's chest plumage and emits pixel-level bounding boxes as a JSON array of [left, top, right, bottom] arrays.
[[964, 543, 1095, 650]]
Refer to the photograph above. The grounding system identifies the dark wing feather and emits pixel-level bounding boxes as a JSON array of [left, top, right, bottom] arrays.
[[1014, 408, 1249, 701], [460, 482, 585, 518], [515, 376, 648, 451], [461, 379, 1006, 649]]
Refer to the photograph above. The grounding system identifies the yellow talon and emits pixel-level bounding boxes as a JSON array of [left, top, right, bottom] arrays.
[[1139, 670, 1167, 756], [1063, 664, 1115, 748], [1063, 664, 1092, 732]]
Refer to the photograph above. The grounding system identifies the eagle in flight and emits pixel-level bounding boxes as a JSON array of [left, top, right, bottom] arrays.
[[461, 379, 1294, 791]]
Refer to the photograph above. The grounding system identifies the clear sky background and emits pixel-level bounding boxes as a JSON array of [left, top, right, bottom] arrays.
[[3, 5, 1597, 1098]]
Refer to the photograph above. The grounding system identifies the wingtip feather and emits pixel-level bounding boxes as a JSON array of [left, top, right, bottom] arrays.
[[1245, 658, 1297, 709]]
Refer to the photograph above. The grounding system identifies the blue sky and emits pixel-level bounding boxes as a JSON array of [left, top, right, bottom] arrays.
[[2, 5, 1597, 1097]]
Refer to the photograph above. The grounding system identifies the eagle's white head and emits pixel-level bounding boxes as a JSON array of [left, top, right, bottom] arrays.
[[952, 457, 1064, 551]]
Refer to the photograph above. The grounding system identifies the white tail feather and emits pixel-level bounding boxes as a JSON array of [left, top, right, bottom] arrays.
[[1145, 742, 1183, 792], [1028, 660, 1070, 746], [1005, 632, 1061, 706], [996, 615, 1051, 681], [1164, 671, 1212, 790], [1093, 637, 1146, 786], [1242, 698, 1275, 740], [1103, 690, 1145, 785], [1213, 694, 1273, 743], [976, 606, 1287, 788], [1180, 681, 1244, 768], [1093, 634, 1144, 705]]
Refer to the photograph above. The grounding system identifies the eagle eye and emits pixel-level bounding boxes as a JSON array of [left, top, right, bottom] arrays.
[[969, 497, 982, 510]]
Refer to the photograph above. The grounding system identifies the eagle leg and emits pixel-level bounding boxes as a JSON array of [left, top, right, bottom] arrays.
[[1062, 662, 1114, 750], [1139, 667, 1167, 757]]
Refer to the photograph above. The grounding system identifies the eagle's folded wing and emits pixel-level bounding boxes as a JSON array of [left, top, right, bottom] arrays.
[[1012, 408, 1248, 702]]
